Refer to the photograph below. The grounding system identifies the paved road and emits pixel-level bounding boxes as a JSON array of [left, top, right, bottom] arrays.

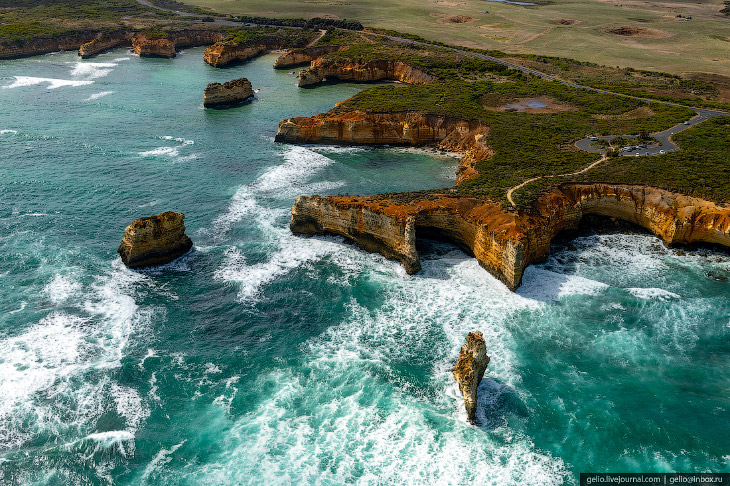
[[128, 0, 728, 122], [575, 109, 716, 157]]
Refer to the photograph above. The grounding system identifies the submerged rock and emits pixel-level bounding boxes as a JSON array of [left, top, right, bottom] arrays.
[[453, 331, 490, 423], [118, 212, 193, 268], [203, 78, 254, 108]]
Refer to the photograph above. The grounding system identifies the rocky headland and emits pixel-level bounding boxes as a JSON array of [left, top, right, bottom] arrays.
[[118, 211, 193, 269], [79, 31, 131, 58], [453, 331, 489, 423], [276, 110, 491, 183], [204, 38, 289, 68], [297, 58, 436, 87], [0, 31, 99, 59], [204, 78, 254, 108], [132, 31, 224, 58], [290, 184, 730, 290], [273, 45, 345, 69]]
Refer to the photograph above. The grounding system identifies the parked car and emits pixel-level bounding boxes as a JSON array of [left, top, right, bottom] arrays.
[[590, 137, 599, 141], [635, 153, 640, 157], [659, 150, 665, 154], [646, 152, 650, 156], [684, 121, 690, 125]]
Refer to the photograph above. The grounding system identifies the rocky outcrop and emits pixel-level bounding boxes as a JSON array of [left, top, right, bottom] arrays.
[[273, 45, 344, 69], [132, 33, 176, 58], [276, 110, 491, 184], [290, 184, 730, 290], [297, 59, 436, 87], [453, 332, 489, 423], [204, 77, 254, 108], [118, 212, 193, 268], [0, 31, 99, 59], [79, 31, 130, 58], [133, 31, 224, 58]]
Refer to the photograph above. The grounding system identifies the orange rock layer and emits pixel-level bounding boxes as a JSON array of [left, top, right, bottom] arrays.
[[291, 185, 730, 290], [297, 58, 436, 87], [276, 110, 491, 183], [0, 31, 99, 59], [273, 45, 345, 69], [79, 31, 130, 58], [118, 211, 193, 268], [132, 31, 224, 58]]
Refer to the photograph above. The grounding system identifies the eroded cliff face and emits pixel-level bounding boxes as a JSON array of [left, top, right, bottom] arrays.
[[0, 32, 99, 59], [79, 31, 131, 58], [290, 184, 730, 290], [273, 45, 345, 69], [203, 37, 289, 68], [132, 31, 223, 58], [276, 110, 492, 184], [204, 77, 254, 108], [118, 211, 193, 268], [297, 58, 436, 87]]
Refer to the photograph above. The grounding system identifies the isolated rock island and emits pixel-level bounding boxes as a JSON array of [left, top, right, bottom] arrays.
[[203, 78, 255, 108], [118, 212, 193, 268], [453, 331, 490, 423]]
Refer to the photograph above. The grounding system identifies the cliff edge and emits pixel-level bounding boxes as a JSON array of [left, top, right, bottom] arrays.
[[290, 185, 730, 290]]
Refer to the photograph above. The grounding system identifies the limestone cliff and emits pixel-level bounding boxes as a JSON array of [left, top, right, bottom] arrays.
[[453, 332, 490, 423], [79, 31, 130, 58], [276, 110, 491, 184], [273, 45, 344, 69], [133, 31, 223, 58], [118, 211, 193, 268], [0, 32, 98, 59], [132, 33, 176, 58], [204, 77, 254, 108], [297, 58, 436, 87], [203, 36, 292, 67], [290, 184, 730, 290]]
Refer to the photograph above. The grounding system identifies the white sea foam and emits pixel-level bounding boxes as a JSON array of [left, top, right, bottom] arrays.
[[84, 90, 114, 101], [249, 145, 345, 197], [43, 273, 82, 304], [0, 261, 151, 451], [3, 76, 94, 89], [138, 136, 196, 161], [199, 229, 568, 483], [111, 384, 149, 433], [627, 287, 681, 301], [139, 348, 158, 370], [518, 267, 609, 301], [141, 440, 186, 483], [70, 62, 118, 79], [8, 301, 26, 314], [0, 129, 17, 135]]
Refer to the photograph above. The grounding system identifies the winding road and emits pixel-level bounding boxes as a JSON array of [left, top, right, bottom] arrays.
[[136, 0, 730, 207]]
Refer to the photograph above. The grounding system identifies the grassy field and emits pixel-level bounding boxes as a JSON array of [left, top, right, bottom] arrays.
[[187, 0, 730, 77]]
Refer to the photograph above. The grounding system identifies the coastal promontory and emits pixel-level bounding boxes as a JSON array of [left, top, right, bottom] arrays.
[[118, 212, 193, 269]]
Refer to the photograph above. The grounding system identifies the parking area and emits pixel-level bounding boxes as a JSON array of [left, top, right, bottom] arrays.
[[575, 110, 717, 157]]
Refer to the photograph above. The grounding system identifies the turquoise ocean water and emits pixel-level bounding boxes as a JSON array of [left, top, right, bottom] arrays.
[[0, 49, 729, 485]]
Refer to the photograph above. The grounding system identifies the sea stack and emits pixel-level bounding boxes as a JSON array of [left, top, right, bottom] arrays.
[[203, 78, 254, 108], [118, 211, 193, 268], [453, 331, 490, 423]]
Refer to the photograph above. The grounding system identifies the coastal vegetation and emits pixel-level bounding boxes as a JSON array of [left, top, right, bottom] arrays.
[[514, 116, 730, 206], [310, 38, 697, 206]]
